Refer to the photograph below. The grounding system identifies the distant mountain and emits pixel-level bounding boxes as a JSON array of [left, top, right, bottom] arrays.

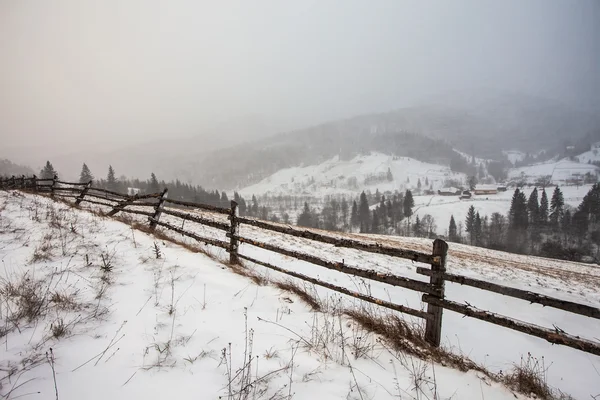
[[0, 159, 35, 178]]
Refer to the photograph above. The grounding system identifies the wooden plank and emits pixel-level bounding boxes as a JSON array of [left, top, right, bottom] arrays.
[[148, 189, 168, 230], [75, 181, 92, 205], [229, 234, 437, 294], [164, 198, 230, 215], [82, 192, 121, 204], [229, 200, 239, 264], [237, 253, 432, 320], [236, 216, 434, 264], [422, 295, 600, 357], [149, 218, 229, 249], [161, 208, 229, 231], [424, 239, 448, 347], [416, 268, 600, 320]]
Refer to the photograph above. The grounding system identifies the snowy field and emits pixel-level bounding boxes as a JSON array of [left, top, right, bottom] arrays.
[[508, 159, 599, 183], [0, 190, 553, 400], [412, 185, 592, 236]]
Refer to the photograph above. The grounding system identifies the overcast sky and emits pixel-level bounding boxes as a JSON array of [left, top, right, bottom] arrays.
[[1, 0, 598, 156]]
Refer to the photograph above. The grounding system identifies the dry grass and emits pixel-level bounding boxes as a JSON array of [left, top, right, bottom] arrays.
[[502, 353, 554, 399], [274, 280, 321, 311], [228, 262, 268, 286]]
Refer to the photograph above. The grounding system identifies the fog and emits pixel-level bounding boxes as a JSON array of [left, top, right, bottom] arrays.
[[1, 0, 599, 173]]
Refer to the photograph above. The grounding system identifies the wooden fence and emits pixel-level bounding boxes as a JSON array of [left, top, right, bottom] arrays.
[[2, 175, 600, 357]]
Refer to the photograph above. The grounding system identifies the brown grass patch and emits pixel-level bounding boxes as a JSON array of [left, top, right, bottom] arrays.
[[274, 280, 321, 311]]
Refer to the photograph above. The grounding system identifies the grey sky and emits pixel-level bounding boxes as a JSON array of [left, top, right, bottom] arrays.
[[1, 0, 598, 157]]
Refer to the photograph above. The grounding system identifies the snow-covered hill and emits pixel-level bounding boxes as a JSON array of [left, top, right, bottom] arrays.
[[239, 152, 466, 197], [574, 143, 600, 164], [503, 150, 527, 165], [0, 191, 564, 400], [3, 191, 599, 398]]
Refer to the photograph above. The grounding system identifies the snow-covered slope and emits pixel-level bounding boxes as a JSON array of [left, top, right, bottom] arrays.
[[239, 153, 466, 197], [1, 191, 545, 400], [502, 150, 527, 165], [575, 144, 600, 164], [508, 159, 599, 183]]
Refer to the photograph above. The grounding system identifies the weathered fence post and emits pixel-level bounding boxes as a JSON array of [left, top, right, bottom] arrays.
[[50, 175, 58, 197], [75, 180, 92, 205], [229, 200, 240, 264], [21, 175, 26, 190], [10, 176, 16, 189], [148, 188, 168, 231], [424, 238, 449, 347], [32, 175, 38, 192]]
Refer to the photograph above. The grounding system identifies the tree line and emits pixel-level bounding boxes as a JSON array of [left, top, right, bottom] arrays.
[[447, 185, 600, 262]]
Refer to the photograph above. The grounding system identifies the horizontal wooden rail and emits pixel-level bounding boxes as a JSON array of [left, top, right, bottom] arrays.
[[417, 268, 600, 320], [56, 181, 89, 186], [237, 216, 435, 265], [119, 208, 154, 217], [52, 187, 81, 193], [88, 187, 129, 199], [422, 295, 600, 356], [162, 208, 230, 231], [81, 192, 121, 204], [238, 253, 432, 320], [79, 198, 120, 208], [229, 234, 438, 295], [164, 198, 230, 215], [149, 218, 229, 249]]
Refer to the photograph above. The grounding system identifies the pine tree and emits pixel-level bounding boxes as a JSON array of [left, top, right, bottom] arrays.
[[107, 166, 117, 191], [386, 167, 393, 182], [465, 205, 476, 245], [220, 191, 229, 206], [79, 163, 93, 183], [540, 189, 549, 225], [417, 178, 422, 190], [474, 212, 482, 246], [413, 215, 421, 237], [149, 172, 160, 193], [468, 175, 477, 191], [508, 188, 529, 252], [350, 200, 359, 228], [358, 192, 370, 233], [448, 215, 458, 242], [297, 202, 314, 227], [527, 188, 540, 225], [403, 190, 414, 218], [489, 212, 506, 249], [251, 195, 259, 216], [549, 186, 565, 227], [371, 210, 380, 234], [40, 161, 57, 180], [340, 198, 349, 229]]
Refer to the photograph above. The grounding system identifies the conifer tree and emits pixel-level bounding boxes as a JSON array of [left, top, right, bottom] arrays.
[[448, 215, 458, 242], [465, 205, 476, 245], [149, 172, 160, 193], [403, 190, 414, 218], [40, 161, 57, 180], [549, 186, 565, 227], [107, 165, 117, 191], [79, 163, 93, 183], [540, 189, 549, 225]]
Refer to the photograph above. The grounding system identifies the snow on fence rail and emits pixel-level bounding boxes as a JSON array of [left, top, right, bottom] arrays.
[[2, 175, 600, 357]]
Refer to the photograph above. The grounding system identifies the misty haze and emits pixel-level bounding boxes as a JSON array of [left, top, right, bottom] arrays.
[[1, 1, 599, 399]]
